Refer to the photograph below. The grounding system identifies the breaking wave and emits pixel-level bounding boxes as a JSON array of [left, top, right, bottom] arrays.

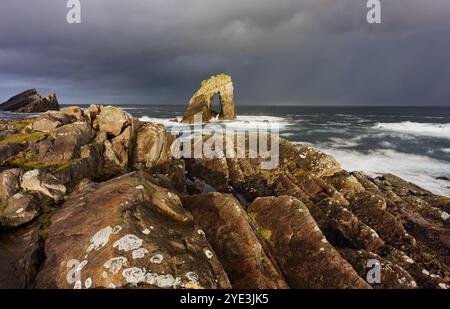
[[317, 147, 450, 197], [373, 122, 450, 139]]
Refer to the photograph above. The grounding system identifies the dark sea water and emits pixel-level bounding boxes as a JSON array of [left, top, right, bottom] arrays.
[[2, 105, 450, 196]]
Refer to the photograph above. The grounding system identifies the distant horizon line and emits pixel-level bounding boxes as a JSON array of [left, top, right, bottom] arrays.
[[59, 103, 450, 108]]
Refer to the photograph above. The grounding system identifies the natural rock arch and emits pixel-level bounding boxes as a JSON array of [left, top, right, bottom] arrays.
[[181, 74, 236, 123]]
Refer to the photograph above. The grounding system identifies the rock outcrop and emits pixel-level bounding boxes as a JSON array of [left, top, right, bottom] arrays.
[[0, 80, 449, 289], [182, 193, 288, 289], [181, 74, 236, 123], [35, 172, 230, 289], [0, 89, 59, 113]]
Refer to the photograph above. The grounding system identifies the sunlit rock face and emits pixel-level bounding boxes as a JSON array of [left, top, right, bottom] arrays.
[[181, 74, 236, 124]]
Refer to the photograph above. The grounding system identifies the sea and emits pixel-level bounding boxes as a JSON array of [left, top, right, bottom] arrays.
[[2, 105, 450, 197]]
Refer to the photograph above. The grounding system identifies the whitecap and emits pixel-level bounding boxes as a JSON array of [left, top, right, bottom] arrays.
[[373, 122, 450, 139]]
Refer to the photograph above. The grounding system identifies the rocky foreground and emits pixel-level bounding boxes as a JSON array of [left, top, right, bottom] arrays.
[[0, 104, 449, 289]]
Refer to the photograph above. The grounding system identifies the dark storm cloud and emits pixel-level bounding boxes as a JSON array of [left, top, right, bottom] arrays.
[[0, 0, 449, 106]]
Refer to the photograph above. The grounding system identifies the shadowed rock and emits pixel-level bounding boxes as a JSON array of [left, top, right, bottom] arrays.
[[0, 89, 59, 113], [0, 222, 44, 288]]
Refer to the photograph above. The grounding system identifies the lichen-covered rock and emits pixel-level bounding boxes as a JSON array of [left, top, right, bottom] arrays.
[[248, 195, 370, 288], [181, 74, 236, 123], [0, 222, 44, 288], [35, 171, 231, 289], [339, 248, 417, 289], [0, 192, 41, 227], [0, 89, 59, 113], [182, 193, 288, 289], [20, 169, 66, 202], [0, 168, 22, 204], [349, 191, 415, 248]]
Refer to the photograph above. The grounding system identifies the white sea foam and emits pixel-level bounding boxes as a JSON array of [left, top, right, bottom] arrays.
[[373, 122, 450, 139], [139, 115, 292, 131], [317, 147, 450, 197]]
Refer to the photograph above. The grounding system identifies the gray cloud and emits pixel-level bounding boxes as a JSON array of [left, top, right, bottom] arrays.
[[0, 0, 449, 106]]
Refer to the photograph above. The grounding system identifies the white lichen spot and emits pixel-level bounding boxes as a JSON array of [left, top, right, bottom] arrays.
[[204, 250, 214, 259], [87, 226, 113, 252], [197, 229, 205, 236], [122, 267, 146, 286], [102, 271, 108, 278], [76, 260, 88, 272], [313, 226, 320, 232], [321, 238, 327, 243], [156, 274, 175, 288], [441, 211, 449, 221], [108, 283, 116, 289], [73, 280, 82, 289], [142, 228, 151, 235], [145, 272, 158, 285], [319, 247, 325, 252], [13, 193, 23, 199], [112, 225, 122, 234], [113, 234, 143, 252], [132, 248, 149, 259], [422, 269, 430, 276], [23, 169, 40, 179], [136, 185, 144, 190], [85, 278, 92, 289], [15, 208, 24, 214], [104, 257, 128, 274], [403, 255, 415, 264], [185, 272, 200, 286], [438, 283, 448, 289], [150, 254, 164, 264]]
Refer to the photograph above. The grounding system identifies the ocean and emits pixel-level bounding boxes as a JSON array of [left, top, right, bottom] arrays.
[[2, 105, 450, 196]]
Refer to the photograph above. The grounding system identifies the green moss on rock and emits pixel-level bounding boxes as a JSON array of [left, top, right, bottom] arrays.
[[257, 226, 272, 241], [0, 130, 47, 146]]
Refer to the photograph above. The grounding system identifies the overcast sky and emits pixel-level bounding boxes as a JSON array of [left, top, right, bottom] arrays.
[[1, 0, 450, 106]]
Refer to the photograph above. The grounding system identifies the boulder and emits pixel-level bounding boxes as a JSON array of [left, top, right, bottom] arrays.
[[0, 222, 44, 288], [181, 74, 236, 123], [36, 121, 95, 162], [0, 89, 59, 113], [133, 122, 171, 169], [97, 106, 135, 137], [0, 168, 22, 204], [182, 193, 288, 289], [35, 171, 231, 289], [248, 195, 371, 288], [20, 169, 66, 202], [0, 192, 41, 228], [104, 126, 135, 174]]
